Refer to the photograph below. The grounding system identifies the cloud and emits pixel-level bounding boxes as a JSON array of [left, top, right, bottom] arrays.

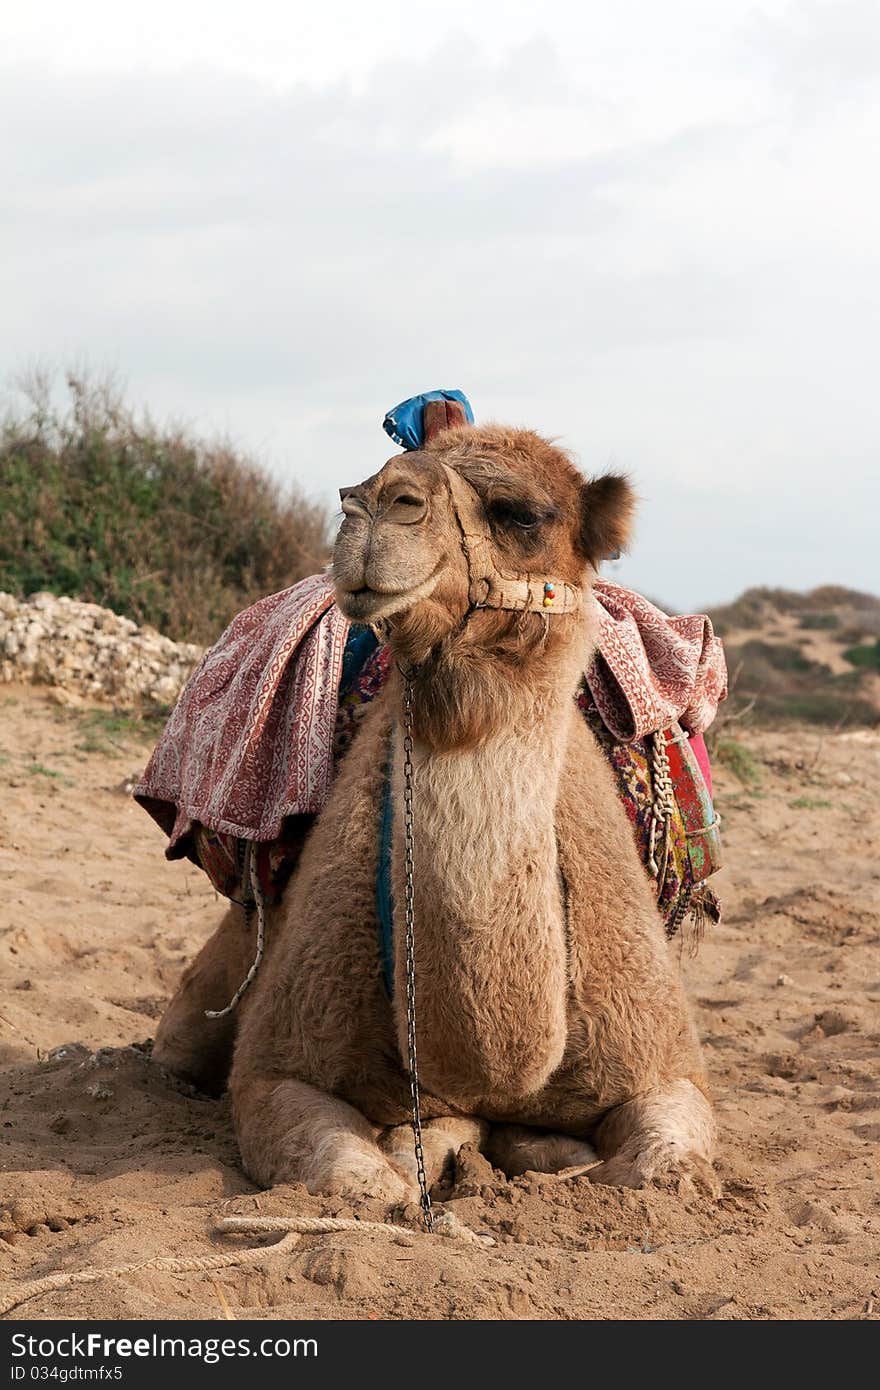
[[749, 0, 880, 95], [0, 15, 877, 607]]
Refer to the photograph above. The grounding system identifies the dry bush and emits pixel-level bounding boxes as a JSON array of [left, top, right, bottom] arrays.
[[717, 636, 878, 729], [703, 585, 880, 729], [0, 371, 331, 643], [707, 585, 879, 637]]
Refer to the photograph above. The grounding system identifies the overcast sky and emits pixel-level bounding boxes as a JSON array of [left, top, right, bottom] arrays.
[[1, 1, 877, 610]]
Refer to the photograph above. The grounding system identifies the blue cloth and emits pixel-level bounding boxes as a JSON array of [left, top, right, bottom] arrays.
[[339, 624, 380, 698], [376, 767, 395, 997], [382, 389, 474, 450]]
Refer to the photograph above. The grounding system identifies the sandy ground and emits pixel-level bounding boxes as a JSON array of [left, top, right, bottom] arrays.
[[1, 683, 878, 1321]]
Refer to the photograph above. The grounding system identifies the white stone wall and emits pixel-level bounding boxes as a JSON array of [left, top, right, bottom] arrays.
[[0, 591, 203, 707]]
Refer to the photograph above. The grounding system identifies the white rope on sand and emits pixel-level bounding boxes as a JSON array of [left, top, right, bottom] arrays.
[[0, 1210, 492, 1318]]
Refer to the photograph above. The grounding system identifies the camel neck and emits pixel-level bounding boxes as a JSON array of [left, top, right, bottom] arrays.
[[388, 650, 581, 1110]]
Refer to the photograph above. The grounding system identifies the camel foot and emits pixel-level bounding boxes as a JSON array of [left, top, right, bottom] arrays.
[[487, 1124, 599, 1178], [304, 1136, 418, 1204], [590, 1079, 718, 1196], [380, 1117, 488, 1190], [588, 1147, 718, 1195]]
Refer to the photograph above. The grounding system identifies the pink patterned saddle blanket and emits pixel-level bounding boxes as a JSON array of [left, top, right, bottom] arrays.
[[135, 574, 727, 849], [134, 575, 727, 936]]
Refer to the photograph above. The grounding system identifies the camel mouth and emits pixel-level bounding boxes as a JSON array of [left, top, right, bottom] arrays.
[[335, 564, 443, 621]]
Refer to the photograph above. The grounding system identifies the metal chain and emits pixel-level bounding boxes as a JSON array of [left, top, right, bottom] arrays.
[[401, 670, 435, 1234]]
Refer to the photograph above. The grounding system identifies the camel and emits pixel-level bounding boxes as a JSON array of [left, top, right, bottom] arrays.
[[153, 423, 716, 1203]]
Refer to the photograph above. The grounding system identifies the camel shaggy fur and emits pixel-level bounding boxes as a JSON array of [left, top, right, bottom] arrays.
[[153, 424, 716, 1202]]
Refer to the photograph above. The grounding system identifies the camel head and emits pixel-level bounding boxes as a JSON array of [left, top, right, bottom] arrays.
[[334, 425, 635, 664]]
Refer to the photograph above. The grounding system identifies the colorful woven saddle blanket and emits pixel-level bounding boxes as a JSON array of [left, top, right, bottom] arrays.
[[193, 626, 722, 941]]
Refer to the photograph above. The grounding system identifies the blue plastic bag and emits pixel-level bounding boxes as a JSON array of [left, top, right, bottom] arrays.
[[382, 389, 474, 450]]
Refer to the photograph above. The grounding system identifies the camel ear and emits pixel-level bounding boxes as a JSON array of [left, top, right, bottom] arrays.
[[579, 474, 636, 564]]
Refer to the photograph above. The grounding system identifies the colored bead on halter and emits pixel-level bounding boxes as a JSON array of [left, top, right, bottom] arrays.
[[543, 581, 556, 608]]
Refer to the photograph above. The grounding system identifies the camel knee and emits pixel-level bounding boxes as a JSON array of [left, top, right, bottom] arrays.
[[594, 1078, 715, 1159], [231, 1072, 418, 1203], [590, 1079, 717, 1193], [153, 996, 236, 1095]]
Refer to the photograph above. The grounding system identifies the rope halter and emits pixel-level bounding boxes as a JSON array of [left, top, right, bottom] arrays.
[[440, 462, 582, 618]]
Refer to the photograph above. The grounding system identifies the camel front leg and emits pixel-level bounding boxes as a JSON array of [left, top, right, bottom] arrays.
[[153, 905, 254, 1093], [231, 1073, 419, 1205], [589, 1078, 718, 1194]]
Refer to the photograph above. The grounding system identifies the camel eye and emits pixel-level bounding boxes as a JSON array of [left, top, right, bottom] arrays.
[[488, 499, 543, 531]]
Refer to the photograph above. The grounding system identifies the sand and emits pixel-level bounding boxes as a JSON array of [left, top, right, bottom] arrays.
[[1, 683, 878, 1320]]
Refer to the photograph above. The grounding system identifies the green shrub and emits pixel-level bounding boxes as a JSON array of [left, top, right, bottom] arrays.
[[842, 640, 880, 671], [798, 611, 839, 630], [0, 373, 331, 643], [714, 738, 761, 785], [738, 640, 819, 673], [757, 692, 878, 725]]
